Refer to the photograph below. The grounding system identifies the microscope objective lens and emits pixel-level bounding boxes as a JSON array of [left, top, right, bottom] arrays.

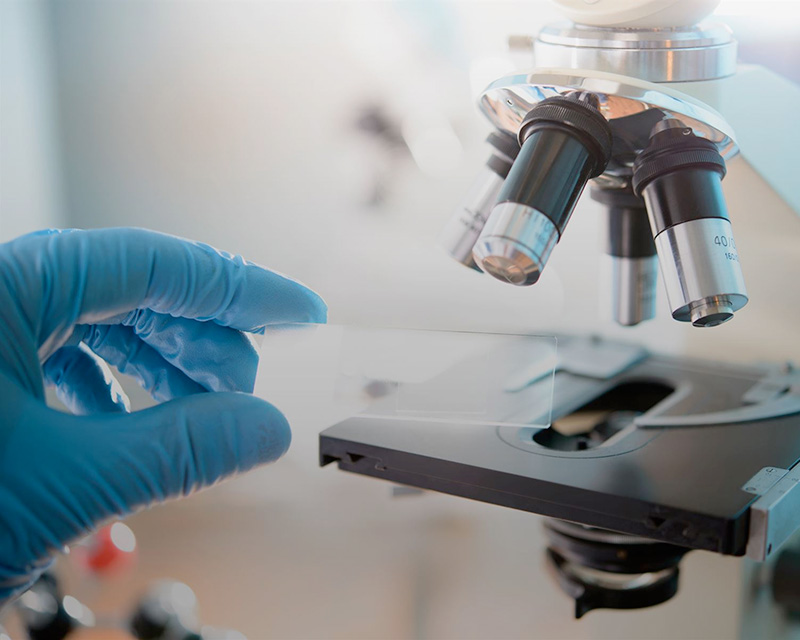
[[439, 131, 520, 271], [473, 92, 612, 286], [633, 121, 748, 326]]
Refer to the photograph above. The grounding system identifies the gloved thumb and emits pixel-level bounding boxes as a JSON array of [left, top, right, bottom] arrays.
[[73, 391, 291, 513], [78, 391, 292, 507], [1, 387, 291, 575]]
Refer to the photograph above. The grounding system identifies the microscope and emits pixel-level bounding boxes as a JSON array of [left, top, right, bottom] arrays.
[[320, 0, 800, 618]]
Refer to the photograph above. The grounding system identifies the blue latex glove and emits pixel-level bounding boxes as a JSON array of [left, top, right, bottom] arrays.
[[0, 228, 326, 606]]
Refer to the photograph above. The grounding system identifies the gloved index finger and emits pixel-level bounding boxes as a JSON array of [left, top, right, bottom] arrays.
[[5, 228, 327, 354]]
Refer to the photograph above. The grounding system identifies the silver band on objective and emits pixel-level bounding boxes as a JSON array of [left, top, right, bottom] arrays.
[[652, 217, 748, 327], [611, 256, 658, 326], [472, 203, 559, 286], [438, 166, 507, 268]]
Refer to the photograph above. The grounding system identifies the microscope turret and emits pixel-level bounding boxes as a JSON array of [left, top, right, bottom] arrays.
[[441, 0, 753, 327]]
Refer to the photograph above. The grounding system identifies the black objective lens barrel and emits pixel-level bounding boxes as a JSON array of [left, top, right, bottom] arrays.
[[633, 120, 748, 327], [473, 93, 613, 286], [641, 167, 729, 233], [604, 199, 656, 260], [592, 187, 658, 326], [500, 129, 597, 234]]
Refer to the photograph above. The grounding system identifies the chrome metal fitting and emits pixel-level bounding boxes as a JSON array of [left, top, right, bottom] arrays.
[[653, 218, 748, 326], [534, 22, 737, 83], [472, 203, 558, 285], [612, 256, 659, 327]]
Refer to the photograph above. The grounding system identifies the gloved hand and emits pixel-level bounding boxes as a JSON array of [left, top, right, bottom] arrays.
[[0, 228, 326, 606]]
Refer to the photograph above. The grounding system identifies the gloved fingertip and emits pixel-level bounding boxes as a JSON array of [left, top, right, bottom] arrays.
[[229, 393, 292, 467], [138, 391, 293, 486], [288, 285, 327, 325], [307, 290, 328, 324], [254, 268, 327, 327]]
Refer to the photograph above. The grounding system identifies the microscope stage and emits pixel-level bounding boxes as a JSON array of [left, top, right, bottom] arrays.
[[320, 351, 800, 556]]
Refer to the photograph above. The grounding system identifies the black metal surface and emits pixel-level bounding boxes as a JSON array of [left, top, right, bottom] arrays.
[[543, 521, 689, 573], [592, 186, 656, 258], [546, 549, 681, 619], [542, 519, 690, 616], [487, 130, 520, 162], [486, 131, 519, 179], [606, 109, 666, 171], [496, 93, 613, 236], [498, 130, 595, 235], [518, 94, 613, 168], [320, 349, 800, 556], [633, 125, 729, 232], [640, 170, 730, 232], [632, 125, 726, 197], [486, 154, 514, 180]]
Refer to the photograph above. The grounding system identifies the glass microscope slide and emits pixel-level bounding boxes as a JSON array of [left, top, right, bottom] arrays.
[[253, 324, 557, 430]]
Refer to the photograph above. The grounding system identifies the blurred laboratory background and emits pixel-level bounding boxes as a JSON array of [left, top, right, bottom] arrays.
[[2, 1, 800, 638]]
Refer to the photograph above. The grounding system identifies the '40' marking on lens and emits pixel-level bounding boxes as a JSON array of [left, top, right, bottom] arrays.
[[714, 235, 736, 249]]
